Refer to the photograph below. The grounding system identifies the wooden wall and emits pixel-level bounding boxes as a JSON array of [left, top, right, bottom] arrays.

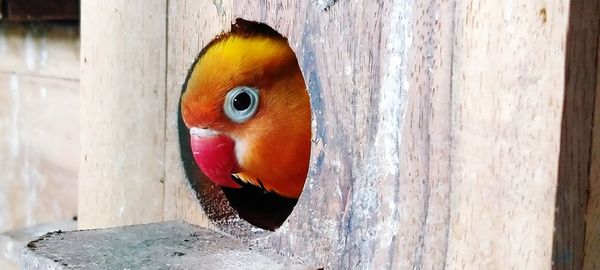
[[0, 24, 79, 232], [557, 0, 600, 269], [79, 0, 600, 269], [584, 36, 600, 268], [78, 1, 167, 228]]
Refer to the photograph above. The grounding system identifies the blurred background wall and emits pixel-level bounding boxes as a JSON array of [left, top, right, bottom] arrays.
[[0, 2, 80, 268], [0, 22, 79, 251]]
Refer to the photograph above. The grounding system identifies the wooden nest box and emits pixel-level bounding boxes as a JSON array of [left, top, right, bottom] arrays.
[[77, 1, 600, 269]]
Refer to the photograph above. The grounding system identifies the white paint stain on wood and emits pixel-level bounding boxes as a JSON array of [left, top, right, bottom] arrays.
[[376, 0, 410, 178], [371, 0, 412, 260]]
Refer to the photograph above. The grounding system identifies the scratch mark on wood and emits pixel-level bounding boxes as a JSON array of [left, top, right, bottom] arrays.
[[318, 0, 339, 11], [212, 0, 226, 17]]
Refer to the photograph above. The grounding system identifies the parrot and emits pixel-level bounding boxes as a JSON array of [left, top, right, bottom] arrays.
[[178, 19, 311, 230]]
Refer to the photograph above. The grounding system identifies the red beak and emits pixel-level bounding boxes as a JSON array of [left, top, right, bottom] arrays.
[[190, 133, 241, 188]]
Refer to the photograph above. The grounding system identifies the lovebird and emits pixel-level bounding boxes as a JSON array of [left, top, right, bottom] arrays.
[[179, 19, 311, 229]]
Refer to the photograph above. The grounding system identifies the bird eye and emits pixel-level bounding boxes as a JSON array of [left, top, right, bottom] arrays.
[[224, 86, 259, 123]]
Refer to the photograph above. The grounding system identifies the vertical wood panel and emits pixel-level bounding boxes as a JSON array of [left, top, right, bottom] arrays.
[[0, 74, 23, 231], [583, 10, 600, 269], [448, 0, 567, 269], [0, 74, 79, 232], [164, 0, 234, 229], [78, 0, 167, 229], [18, 75, 79, 224], [231, 2, 422, 268], [0, 23, 79, 233], [553, 0, 600, 268], [402, 1, 455, 268]]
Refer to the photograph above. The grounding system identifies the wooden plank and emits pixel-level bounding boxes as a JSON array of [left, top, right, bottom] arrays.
[[403, 2, 454, 268], [447, 0, 568, 269], [19, 75, 79, 225], [78, 0, 166, 229], [3, 0, 79, 21], [166, 0, 450, 268], [583, 12, 600, 270], [0, 24, 80, 80], [163, 0, 233, 229], [164, 0, 571, 268], [0, 73, 27, 232], [553, 0, 600, 268], [0, 74, 79, 232]]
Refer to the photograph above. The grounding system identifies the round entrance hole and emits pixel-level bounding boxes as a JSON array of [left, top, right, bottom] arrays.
[[178, 19, 311, 231]]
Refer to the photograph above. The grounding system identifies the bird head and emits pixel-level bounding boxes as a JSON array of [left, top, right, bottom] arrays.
[[180, 19, 311, 198]]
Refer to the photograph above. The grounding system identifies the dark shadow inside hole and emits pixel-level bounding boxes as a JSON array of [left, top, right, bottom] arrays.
[[177, 19, 308, 231], [221, 185, 298, 231]]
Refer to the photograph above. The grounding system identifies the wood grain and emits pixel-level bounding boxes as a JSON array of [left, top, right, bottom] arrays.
[[0, 73, 79, 232], [165, 0, 567, 268], [583, 5, 600, 269], [163, 0, 233, 230], [78, 0, 167, 229], [553, 0, 600, 269], [0, 23, 79, 233], [83, 0, 574, 268], [448, 1, 567, 268], [167, 2, 451, 267]]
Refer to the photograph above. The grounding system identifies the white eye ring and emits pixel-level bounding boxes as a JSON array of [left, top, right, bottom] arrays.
[[223, 86, 259, 123]]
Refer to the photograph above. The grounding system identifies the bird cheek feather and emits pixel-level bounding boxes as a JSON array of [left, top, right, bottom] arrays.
[[233, 137, 248, 166]]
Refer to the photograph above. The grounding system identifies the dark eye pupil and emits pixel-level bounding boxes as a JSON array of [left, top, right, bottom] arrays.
[[233, 91, 251, 111]]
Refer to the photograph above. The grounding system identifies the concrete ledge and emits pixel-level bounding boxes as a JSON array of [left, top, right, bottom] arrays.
[[22, 221, 314, 270], [0, 220, 76, 269]]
